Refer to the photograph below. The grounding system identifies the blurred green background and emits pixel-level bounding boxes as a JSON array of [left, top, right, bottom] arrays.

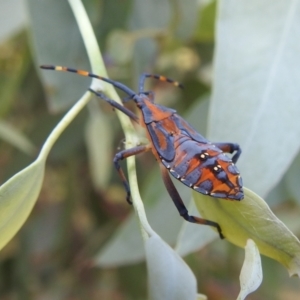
[[0, 0, 299, 299]]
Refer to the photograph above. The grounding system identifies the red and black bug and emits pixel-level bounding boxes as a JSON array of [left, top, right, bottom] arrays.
[[41, 65, 244, 239]]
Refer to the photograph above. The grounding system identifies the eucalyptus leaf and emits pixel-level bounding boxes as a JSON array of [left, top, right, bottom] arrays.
[[174, 0, 198, 40], [107, 30, 135, 65], [95, 215, 145, 266], [197, 294, 207, 300], [95, 173, 185, 266], [129, 0, 170, 30], [26, 0, 90, 112], [0, 158, 45, 250], [0, 120, 36, 155], [85, 108, 113, 190], [146, 233, 197, 300], [194, 0, 216, 42], [0, 91, 91, 250], [237, 239, 262, 300], [194, 187, 300, 276], [175, 199, 217, 257], [283, 150, 300, 204], [0, 0, 27, 43], [265, 176, 289, 206], [210, 0, 300, 197]]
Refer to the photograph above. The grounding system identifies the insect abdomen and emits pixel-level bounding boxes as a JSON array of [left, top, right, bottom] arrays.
[[161, 137, 243, 200]]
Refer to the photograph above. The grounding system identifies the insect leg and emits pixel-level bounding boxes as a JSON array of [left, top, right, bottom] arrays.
[[159, 163, 224, 239], [214, 142, 241, 164], [89, 89, 139, 123], [114, 145, 152, 204]]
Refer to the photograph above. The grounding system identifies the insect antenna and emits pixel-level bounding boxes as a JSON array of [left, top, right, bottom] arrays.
[[40, 65, 137, 98], [138, 73, 184, 93]]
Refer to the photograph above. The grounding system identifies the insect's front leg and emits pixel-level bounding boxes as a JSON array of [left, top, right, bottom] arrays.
[[114, 145, 151, 204], [214, 142, 241, 164], [159, 163, 224, 239]]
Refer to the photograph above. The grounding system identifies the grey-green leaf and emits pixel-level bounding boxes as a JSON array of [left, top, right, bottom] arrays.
[[0, 158, 45, 250], [26, 0, 90, 112], [237, 239, 262, 300], [210, 1, 300, 197], [146, 233, 198, 300], [85, 109, 113, 190], [0, 0, 27, 43], [194, 187, 300, 277], [175, 199, 217, 257], [0, 120, 36, 155], [284, 150, 300, 204], [0, 91, 91, 250]]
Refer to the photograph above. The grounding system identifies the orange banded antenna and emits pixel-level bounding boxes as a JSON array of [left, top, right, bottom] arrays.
[[40, 65, 136, 97]]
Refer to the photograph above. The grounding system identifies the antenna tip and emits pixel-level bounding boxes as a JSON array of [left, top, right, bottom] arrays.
[[40, 65, 55, 70]]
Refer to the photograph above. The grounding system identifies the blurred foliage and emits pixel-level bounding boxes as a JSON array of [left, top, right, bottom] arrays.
[[0, 0, 299, 299]]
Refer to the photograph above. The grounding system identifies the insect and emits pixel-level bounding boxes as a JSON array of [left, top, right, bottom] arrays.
[[41, 65, 244, 239]]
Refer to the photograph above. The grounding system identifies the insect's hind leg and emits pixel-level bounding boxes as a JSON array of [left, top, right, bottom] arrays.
[[159, 163, 224, 239], [214, 142, 241, 164], [114, 145, 152, 204], [89, 89, 139, 123]]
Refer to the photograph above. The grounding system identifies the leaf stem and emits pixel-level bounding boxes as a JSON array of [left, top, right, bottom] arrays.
[[38, 91, 91, 160], [68, 0, 155, 238]]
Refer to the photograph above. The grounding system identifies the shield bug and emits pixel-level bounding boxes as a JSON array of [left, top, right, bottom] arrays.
[[41, 65, 244, 239]]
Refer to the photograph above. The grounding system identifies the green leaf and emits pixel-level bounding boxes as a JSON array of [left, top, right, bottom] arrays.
[[174, 0, 198, 40], [146, 233, 198, 300], [194, 0, 216, 42], [84, 107, 113, 190], [95, 173, 185, 267], [95, 216, 145, 266], [237, 239, 262, 300], [129, 0, 170, 30], [283, 150, 300, 204], [107, 30, 135, 65], [0, 120, 36, 155], [26, 0, 90, 112], [197, 294, 207, 300], [0, 91, 91, 250], [0, 0, 27, 43], [210, 1, 300, 197], [0, 158, 45, 250], [194, 187, 300, 276], [175, 199, 217, 257], [265, 176, 289, 206]]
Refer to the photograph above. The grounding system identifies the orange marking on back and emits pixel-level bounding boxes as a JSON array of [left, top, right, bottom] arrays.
[[143, 99, 173, 121], [184, 156, 201, 176], [161, 118, 180, 133], [153, 123, 168, 151], [173, 150, 188, 167]]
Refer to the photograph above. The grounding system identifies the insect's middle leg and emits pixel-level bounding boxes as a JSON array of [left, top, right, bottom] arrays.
[[114, 145, 152, 204], [214, 142, 241, 164], [159, 163, 224, 239]]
